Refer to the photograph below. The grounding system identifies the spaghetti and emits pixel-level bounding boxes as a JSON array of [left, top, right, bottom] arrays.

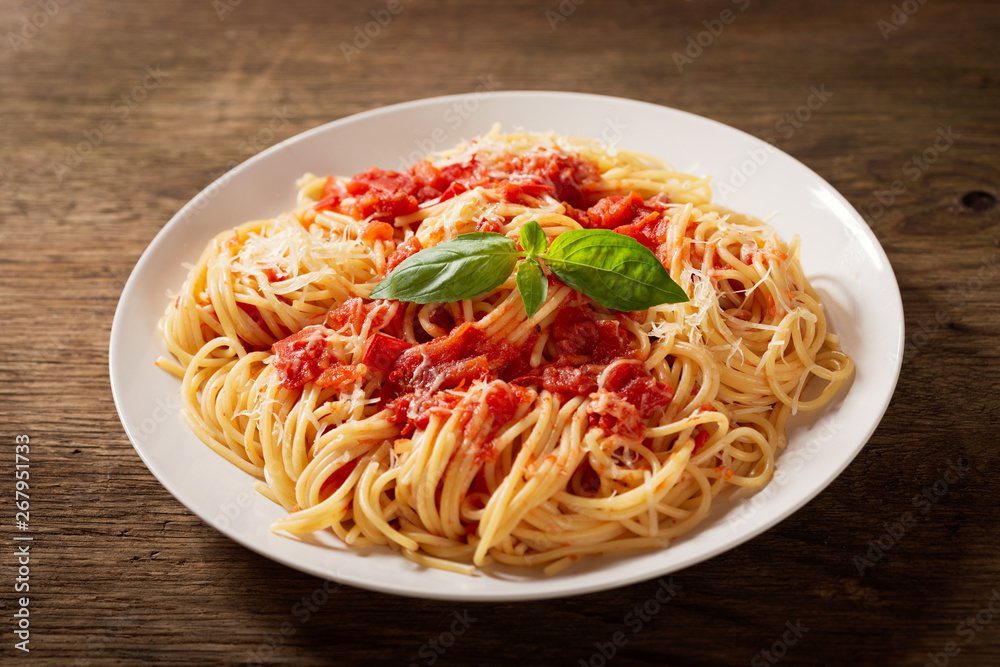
[[157, 128, 854, 575]]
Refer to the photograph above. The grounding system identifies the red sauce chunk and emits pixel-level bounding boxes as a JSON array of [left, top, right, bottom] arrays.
[[494, 180, 554, 206], [601, 361, 674, 418], [511, 364, 600, 398], [315, 363, 363, 389], [693, 429, 710, 454], [313, 148, 603, 222], [362, 333, 412, 373], [552, 306, 632, 364], [508, 151, 601, 209], [271, 325, 336, 389], [361, 221, 395, 244], [385, 236, 423, 274], [586, 192, 647, 229], [587, 390, 646, 441], [465, 382, 526, 462], [324, 297, 368, 333], [383, 323, 488, 401], [573, 190, 674, 252]]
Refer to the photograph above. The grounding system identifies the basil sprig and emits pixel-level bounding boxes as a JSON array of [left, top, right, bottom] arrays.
[[515, 221, 548, 317], [368, 221, 689, 314], [369, 232, 518, 303], [544, 229, 688, 311]]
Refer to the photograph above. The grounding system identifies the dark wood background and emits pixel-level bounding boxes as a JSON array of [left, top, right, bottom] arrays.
[[2, 0, 998, 664]]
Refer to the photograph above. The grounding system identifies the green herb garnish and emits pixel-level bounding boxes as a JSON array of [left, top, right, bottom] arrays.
[[368, 221, 688, 314]]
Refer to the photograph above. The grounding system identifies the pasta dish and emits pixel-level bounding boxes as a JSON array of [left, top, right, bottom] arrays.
[[156, 128, 853, 575]]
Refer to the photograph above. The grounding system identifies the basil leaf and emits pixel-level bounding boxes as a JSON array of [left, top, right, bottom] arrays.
[[545, 229, 689, 311], [519, 220, 548, 258], [369, 232, 518, 303], [516, 258, 547, 317]]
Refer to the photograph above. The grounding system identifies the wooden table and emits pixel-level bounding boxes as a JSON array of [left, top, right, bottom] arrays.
[[2, 0, 998, 664]]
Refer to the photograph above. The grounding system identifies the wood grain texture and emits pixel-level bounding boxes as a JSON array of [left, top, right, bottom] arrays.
[[1, 0, 998, 664]]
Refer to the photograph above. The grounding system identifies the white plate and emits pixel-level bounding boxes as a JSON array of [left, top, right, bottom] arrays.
[[110, 91, 903, 601]]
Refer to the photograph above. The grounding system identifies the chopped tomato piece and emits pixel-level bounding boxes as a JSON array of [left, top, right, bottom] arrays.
[[271, 325, 335, 389], [438, 181, 470, 203], [552, 306, 631, 363], [350, 190, 420, 221], [474, 214, 503, 233], [362, 333, 412, 373], [602, 362, 674, 418], [262, 265, 290, 282], [325, 297, 368, 333], [361, 221, 395, 243], [313, 176, 349, 211], [315, 363, 363, 389], [385, 236, 423, 273], [495, 180, 553, 205], [586, 192, 646, 229], [613, 211, 665, 251], [586, 390, 645, 440], [512, 364, 600, 398]]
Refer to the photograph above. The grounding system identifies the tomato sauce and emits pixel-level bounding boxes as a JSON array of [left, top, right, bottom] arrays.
[[313, 149, 603, 220], [315, 363, 363, 389], [567, 190, 675, 253], [601, 361, 674, 418], [271, 325, 337, 388], [551, 306, 631, 365], [385, 236, 422, 274]]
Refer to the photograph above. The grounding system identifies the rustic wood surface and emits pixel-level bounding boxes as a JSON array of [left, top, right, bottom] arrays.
[[1, 0, 998, 664]]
